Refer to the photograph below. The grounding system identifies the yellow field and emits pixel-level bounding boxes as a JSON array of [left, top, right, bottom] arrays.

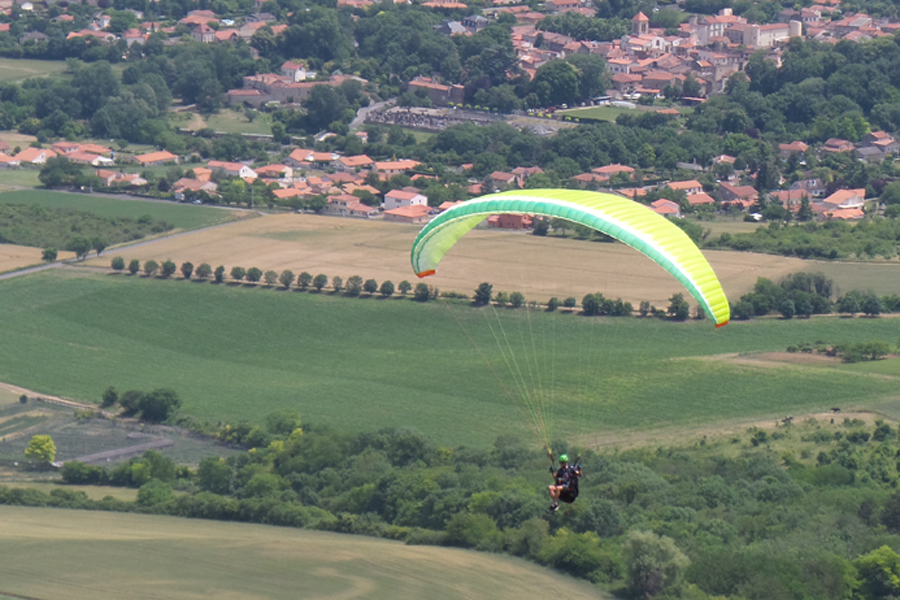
[[0, 506, 605, 600], [0, 244, 73, 273], [84, 214, 900, 306], [0, 482, 138, 501]]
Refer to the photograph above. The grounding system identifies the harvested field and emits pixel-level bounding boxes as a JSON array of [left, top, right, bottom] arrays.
[[0, 244, 74, 273], [0, 506, 606, 600], [85, 213, 900, 306]]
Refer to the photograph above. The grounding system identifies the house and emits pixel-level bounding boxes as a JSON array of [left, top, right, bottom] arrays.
[[856, 146, 885, 163], [717, 182, 758, 207], [325, 194, 380, 218], [255, 164, 293, 180], [489, 171, 518, 189], [790, 178, 826, 197], [687, 192, 716, 206], [95, 170, 147, 187], [461, 14, 489, 32], [650, 199, 681, 217], [592, 164, 634, 178], [383, 204, 432, 224], [822, 138, 854, 153], [14, 147, 57, 164], [488, 214, 533, 229], [374, 159, 419, 177], [51, 141, 81, 155], [822, 188, 865, 209], [408, 77, 466, 106], [192, 23, 216, 43], [134, 150, 178, 166], [828, 207, 865, 220], [284, 148, 314, 168], [0, 153, 20, 168], [383, 189, 427, 211], [67, 151, 113, 166], [281, 60, 308, 82], [769, 189, 809, 212], [666, 179, 703, 196], [778, 141, 809, 158]]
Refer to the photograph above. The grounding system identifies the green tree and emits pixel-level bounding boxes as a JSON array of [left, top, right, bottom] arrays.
[[128, 259, 140, 275], [533, 218, 549, 236], [137, 479, 175, 507], [180, 262, 194, 279], [68, 236, 92, 260], [623, 530, 690, 598], [101, 386, 118, 408], [246, 268, 263, 283], [111, 256, 125, 271], [346, 275, 364, 296], [667, 293, 690, 321], [332, 276, 343, 293], [25, 435, 56, 464], [279, 270, 295, 289], [137, 388, 182, 423], [398, 280, 412, 296], [143, 260, 159, 277], [197, 457, 234, 495], [160, 260, 177, 278], [230, 266, 246, 282], [364, 279, 378, 295], [547, 297, 560, 311], [862, 294, 883, 317], [195, 263, 212, 280], [838, 294, 859, 316], [531, 61, 579, 107], [214, 265, 225, 283], [854, 546, 900, 600], [298, 272, 313, 290], [93, 238, 108, 256], [313, 274, 328, 291], [474, 282, 493, 305], [380, 280, 395, 297], [42, 248, 58, 262], [264, 270, 278, 286], [414, 283, 431, 302], [509, 291, 525, 308], [780, 299, 795, 319]]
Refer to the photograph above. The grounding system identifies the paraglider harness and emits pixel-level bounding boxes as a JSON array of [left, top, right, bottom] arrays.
[[550, 453, 581, 504]]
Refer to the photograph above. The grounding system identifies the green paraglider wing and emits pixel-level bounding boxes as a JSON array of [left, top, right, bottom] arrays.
[[411, 189, 730, 326]]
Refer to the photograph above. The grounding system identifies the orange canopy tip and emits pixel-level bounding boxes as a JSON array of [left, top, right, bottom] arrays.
[[416, 270, 435, 278], [715, 320, 729, 328]]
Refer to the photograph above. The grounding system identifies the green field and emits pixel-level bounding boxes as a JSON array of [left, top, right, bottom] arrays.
[[173, 108, 274, 135], [0, 190, 236, 232], [0, 59, 68, 82], [0, 168, 41, 189], [0, 506, 604, 600], [556, 105, 637, 122], [0, 270, 897, 447]]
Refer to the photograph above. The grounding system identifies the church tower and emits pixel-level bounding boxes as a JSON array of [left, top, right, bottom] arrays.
[[632, 12, 649, 36]]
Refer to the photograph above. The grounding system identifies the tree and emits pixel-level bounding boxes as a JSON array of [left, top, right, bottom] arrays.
[[854, 546, 900, 600], [838, 294, 859, 316], [474, 282, 493, 305], [230, 266, 246, 282], [246, 268, 263, 283], [364, 279, 378, 295], [509, 292, 525, 308], [346, 275, 364, 296], [144, 260, 159, 277], [128, 259, 140, 275], [667, 293, 690, 321], [42, 248, 58, 262], [332, 276, 343, 293], [563, 297, 577, 310], [93, 238, 108, 256], [622, 530, 690, 598], [160, 260, 177, 278], [414, 283, 431, 302], [214, 266, 226, 283], [195, 263, 212, 280], [398, 280, 412, 296], [862, 294, 883, 317], [264, 270, 279, 286], [197, 457, 233, 495], [25, 435, 56, 464], [138, 388, 182, 423], [101, 386, 118, 408], [779, 299, 795, 319], [797, 196, 814, 221], [380, 280, 395, 297], [110, 256, 125, 271], [313, 274, 328, 291], [531, 60, 580, 107], [298, 272, 313, 290], [137, 479, 175, 507], [279, 270, 295, 289], [547, 297, 560, 311], [533, 218, 549, 236], [181, 262, 194, 279], [68, 236, 92, 260]]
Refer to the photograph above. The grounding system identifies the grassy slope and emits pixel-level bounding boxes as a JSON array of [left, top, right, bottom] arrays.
[[0, 506, 604, 600], [0, 190, 234, 231], [0, 270, 898, 447], [0, 59, 68, 81]]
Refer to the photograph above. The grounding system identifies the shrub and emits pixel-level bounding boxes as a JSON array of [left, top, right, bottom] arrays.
[[195, 263, 212, 280], [111, 256, 125, 271]]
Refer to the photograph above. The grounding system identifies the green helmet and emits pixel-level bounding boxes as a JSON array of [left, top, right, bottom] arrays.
[[559, 454, 568, 463]]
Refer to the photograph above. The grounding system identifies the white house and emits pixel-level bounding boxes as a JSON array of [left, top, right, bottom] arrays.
[[383, 189, 427, 211]]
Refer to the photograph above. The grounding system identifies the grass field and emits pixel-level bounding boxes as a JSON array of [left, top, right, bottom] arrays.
[[0, 59, 68, 81], [173, 108, 273, 135], [0, 270, 898, 448], [84, 213, 900, 307], [0, 482, 138, 501], [0, 190, 237, 232], [556, 106, 638, 122], [0, 506, 604, 600], [0, 168, 41, 190], [0, 244, 74, 272]]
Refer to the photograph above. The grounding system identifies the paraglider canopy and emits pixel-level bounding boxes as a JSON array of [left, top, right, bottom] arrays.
[[411, 189, 730, 326]]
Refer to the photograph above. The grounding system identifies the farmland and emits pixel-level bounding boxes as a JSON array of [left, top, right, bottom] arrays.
[[0, 190, 237, 232], [0, 269, 897, 448], [0, 243, 73, 272], [0, 506, 603, 600], [0, 59, 68, 82], [85, 213, 900, 306]]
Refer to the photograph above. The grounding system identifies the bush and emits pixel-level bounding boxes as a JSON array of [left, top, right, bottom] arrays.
[[538, 529, 621, 583], [444, 513, 502, 551], [160, 260, 177, 278], [180, 262, 194, 279], [230, 266, 246, 282], [128, 259, 140, 275], [195, 263, 212, 280], [111, 256, 125, 271], [414, 283, 431, 302]]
